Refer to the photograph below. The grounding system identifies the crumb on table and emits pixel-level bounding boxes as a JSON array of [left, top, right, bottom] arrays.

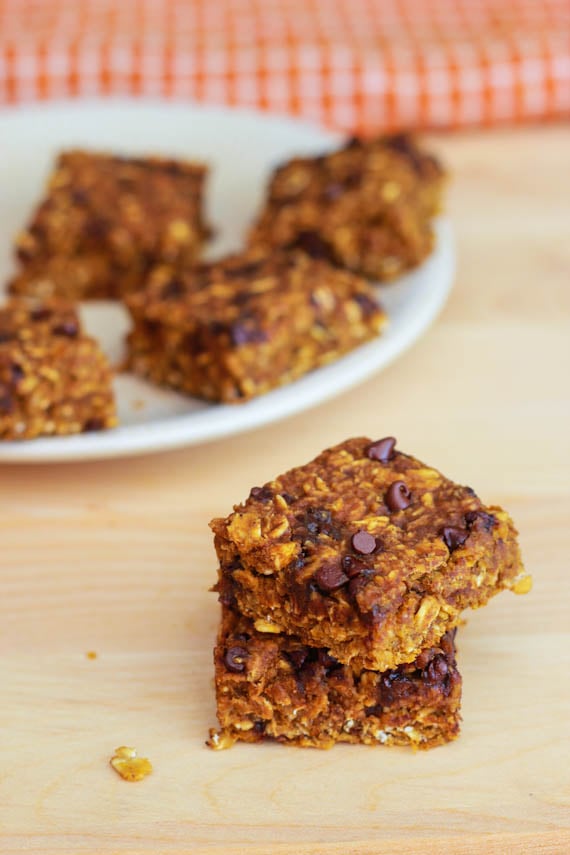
[[110, 746, 153, 782]]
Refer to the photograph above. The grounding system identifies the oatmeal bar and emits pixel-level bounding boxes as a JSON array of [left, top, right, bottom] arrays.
[[208, 608, 461, 750], [9, 150, 210, 300], [125, 251, 386, 403], [212, 437, 530, 671], [0, 298, 116, 439], [248, 133, 445, 281]]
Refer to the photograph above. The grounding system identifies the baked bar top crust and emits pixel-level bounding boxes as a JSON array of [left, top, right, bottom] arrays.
[[0, 298, 117, 439], [248, 134, 445, 281], [212, 437, 530, 671], [9, 149, 210, 299], [125, 251, 386, 402], [208, 608, 461, 750]]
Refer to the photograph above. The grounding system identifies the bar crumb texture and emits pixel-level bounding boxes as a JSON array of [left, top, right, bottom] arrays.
[[0, 298, 116, 439], [9, 150, 210, 300], [126, 251, 386, 403]]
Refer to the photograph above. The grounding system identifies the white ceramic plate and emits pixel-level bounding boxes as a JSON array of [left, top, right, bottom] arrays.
[[0, 100, 454, 462]]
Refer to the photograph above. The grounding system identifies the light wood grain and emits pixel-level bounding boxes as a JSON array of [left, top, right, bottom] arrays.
[[1, 126, 570, 855]]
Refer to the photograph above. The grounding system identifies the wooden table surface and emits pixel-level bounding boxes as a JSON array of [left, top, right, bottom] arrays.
[[2, 127, 569, 855]]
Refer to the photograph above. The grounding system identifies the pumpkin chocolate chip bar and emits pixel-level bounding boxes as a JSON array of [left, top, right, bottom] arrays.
[[211, 437, 530, 672], [9, 150, 211, 300], [125, 251, 386, 403], [0, 298, 116, 439], [248, 133, 445, 281], [208, 608, 461, 750]]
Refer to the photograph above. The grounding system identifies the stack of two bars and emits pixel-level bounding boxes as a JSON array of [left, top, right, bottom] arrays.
[[208, 437, 530, 750]]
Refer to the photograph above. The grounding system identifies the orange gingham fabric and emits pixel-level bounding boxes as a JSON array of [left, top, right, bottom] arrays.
[[1, 0, 569, 132]]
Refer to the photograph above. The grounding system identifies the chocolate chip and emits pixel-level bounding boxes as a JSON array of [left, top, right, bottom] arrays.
[[161, 278, 185, 299], [344, 136, 363, 149], [253, 720, 266, 734], [317, 649, 340, 669], [422, 654, 449, 685], [289, 230, 334, 261], [323, 183, 344, 201], [351, 530, 377, 555], [30, 306, 53, 322], [84, 418, 104, 432], [353, 292, 379, 317], [71, 188, 89, 206], [341, 554, 367, 578], [465, 510, 496, 532], [281, 492, 296, 505], [0, 390, 13, 414], [225, 260, 265, 279], [230, 322, 268, 346], [0, 330, 14, 344], [223, 645, 249, 673], [364, 704, 381, 717], [249, 485, 273, 502], [347, 575, 366, 599], [367, 436, 396, 462], [294, 507, 342, 542], [10, 363, 24, 385], [53, 320, 79, 338], [286, 648, 309, 671], [314, 561, 349, 592], [385, 481, 411, 511], [440, 526, 469, 552]]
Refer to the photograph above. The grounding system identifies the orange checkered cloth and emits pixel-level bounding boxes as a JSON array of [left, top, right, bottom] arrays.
[[1, 0, 569, 132]]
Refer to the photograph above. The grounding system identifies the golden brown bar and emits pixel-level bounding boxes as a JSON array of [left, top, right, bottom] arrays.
[[0, 298, 116, 439], [208, 608, 461, 750], [9, 150, 211, 300], [125, 250, 386, 403], [248, 133, 446, 281], [212, 437, 530, 671]]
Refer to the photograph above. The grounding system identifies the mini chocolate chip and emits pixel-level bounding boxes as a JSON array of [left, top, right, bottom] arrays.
[[465, 510, 496, 532], [440, 526, 469, 552], [314, 562, 349, 593], [0, 391, 14, 414], [253, 720, 266, 734], [10, 363, 24, 384], [161, 278, 185, 299], [353, 292, 379, 317], [281, 492, 296, 505], [323, 182, 344, 201], [53, 320, 79, 338], [286, 648, 309, 671], [230, 322, 268, 346], [224, 645, 249, 673], [30, 306, 53, 322], [347, 574, 368, 599], [317, 649, 340, 669], [385, 481, 411, 511], [423, 654, 449, 685], [351, 530, 377, 555], [84, 418, 104, 432], [289, 230, 334, 261], [367, 436, 396, 462], [71, 188, 89, 206], [225, 260, 265, 279], [364, 704, 381, 717], [342, 554, 367, 578], [0, 330, 14, 344], [249, 485, 273, 502]]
